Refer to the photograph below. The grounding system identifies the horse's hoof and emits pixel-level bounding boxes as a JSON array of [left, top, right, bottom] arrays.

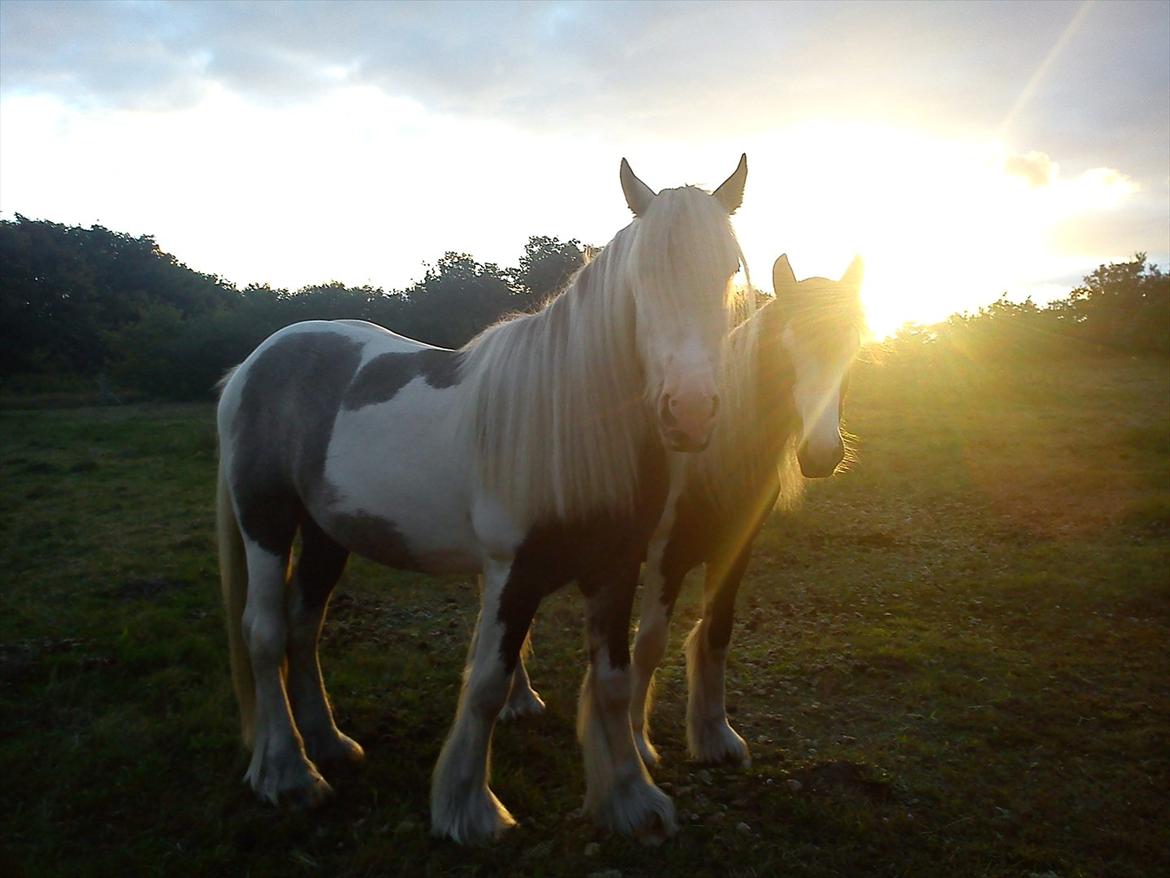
[[689, 721, 751, 768], [307, 731, 366, 768], [246, 751, 334, 808], [431, 786, 517, 844], [589, 775, 677, 840], [498, 688, 546, 722], [284, 774, 334, 810], [631, 797, 676, 847]]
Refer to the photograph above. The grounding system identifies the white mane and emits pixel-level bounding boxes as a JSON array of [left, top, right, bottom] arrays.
[[455, 186, 747, 526], [695, 280, 866, 518]]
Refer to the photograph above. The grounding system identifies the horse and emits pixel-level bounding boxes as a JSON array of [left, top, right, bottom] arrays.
[[215, 156, 751, 844], [508, 253, 865, 768]]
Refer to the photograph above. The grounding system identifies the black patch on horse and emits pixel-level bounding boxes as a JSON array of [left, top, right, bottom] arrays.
[[294, 515, 351, 611], [703, 547, 755, 651], [343, 349, 462, 410], [658, 482, 715, 613], [344, 353, 418, 410], [500, 514, 633, 672], [327, 510, 418, 570], [498, 437, 670, 673], [416, 348, 462, 389], [231, 331, 364, 553]]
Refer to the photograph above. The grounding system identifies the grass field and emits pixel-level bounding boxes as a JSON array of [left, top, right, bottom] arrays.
[[2, 340, 1168, 877]]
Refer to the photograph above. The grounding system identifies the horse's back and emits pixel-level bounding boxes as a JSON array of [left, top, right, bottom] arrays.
[[246, 319, 437, 366], [220, 320, 450, 412], [333, 319, 451, 353]]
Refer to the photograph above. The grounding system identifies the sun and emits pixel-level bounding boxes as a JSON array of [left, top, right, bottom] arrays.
[[847, 131, 1047, 339], [733, 121, 1135, 340]]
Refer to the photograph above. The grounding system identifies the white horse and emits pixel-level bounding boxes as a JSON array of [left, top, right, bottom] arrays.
[[511, 254, 865, 767], [215, 157, 750, 844]]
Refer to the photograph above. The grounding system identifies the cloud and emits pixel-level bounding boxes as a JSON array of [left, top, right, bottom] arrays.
[[0, 1, 657, 115], [1, 1, 1167, 192], [1071, 167, 1139, 208], [0, 3, 1160, 127], [1078, 166, 1137, 192], [1004, 150, 1058, 187]]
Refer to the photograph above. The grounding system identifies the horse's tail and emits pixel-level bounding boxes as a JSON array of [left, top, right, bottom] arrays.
[[217, 457, 255, 748]]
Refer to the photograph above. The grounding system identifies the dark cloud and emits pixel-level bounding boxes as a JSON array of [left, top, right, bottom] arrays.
[[1, 0, 1167, 184]]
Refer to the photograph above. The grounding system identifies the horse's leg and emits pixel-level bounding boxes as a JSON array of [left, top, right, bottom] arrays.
[[241, 538, 332, 806], [431, 557, 537, 843], [629, 558, 686, 768], [285, 516, 363, 768], [499, 629, 546, 721], [578, 565, 677, 840], [685, 549, 752, 766]]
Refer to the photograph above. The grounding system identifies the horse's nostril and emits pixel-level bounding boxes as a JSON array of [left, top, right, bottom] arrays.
[[710, 394, 720, 417], [659, 395, 677, 427]]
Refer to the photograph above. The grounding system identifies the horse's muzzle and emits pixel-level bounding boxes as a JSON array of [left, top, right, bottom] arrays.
[[659, 391, 718, 453], [797, 441, 844, 478], [663, 428, 710, 453]]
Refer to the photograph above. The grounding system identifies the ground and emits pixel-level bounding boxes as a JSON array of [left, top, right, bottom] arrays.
[[1, 340, 1167, 877]]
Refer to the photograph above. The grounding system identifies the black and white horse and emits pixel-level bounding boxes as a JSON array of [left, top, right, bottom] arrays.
[[215, 158, 750, 843], [511, 254, 865, 767]]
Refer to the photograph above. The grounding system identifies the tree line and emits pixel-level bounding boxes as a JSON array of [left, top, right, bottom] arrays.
[[0, 216, 585, 399], [0, 214, 1166, 401], [887, 254, 1169, 361]]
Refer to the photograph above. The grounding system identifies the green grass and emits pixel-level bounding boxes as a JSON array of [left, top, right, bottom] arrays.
[[1, 344, 1167, 877]]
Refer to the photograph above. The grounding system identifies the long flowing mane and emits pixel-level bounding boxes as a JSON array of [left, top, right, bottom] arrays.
[[455, 187, 747, 526], [695, 282, 866, 517]]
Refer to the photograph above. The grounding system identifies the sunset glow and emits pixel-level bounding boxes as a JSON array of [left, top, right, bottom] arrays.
[[726, 122, 1146, 338], [1, 1, 1166, 337]]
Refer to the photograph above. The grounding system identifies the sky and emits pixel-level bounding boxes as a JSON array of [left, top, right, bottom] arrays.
[[1, 0, 1168, 336]]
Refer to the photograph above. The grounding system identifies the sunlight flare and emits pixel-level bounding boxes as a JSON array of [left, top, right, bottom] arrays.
[[732, 121, 1140, 338]]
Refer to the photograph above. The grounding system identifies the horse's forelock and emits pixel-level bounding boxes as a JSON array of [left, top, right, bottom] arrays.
[[784, 278, 868, 349], [624, 188, 752, 406]]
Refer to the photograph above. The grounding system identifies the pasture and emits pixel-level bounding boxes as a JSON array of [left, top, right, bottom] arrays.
[[2, 340, 1167, 877]]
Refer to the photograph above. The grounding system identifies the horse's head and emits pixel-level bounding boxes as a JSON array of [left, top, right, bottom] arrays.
[[773, 254, 865, 478], [620, 155, 748, 453]]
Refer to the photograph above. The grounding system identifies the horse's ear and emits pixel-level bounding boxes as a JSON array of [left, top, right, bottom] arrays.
[[773, 254, 798, 297], [713, 153, 748, 214], [841, 255, 864, 289], [620, 158, 656, 217]]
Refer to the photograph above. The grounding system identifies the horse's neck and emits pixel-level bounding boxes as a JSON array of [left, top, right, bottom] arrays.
[[694, 303, 798, 511], [752, 304, 799, 451], [454, 223, 651, 527], [733, 303, 798, 461]]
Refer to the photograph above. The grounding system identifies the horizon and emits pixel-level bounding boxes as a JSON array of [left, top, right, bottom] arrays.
[[2, 0, 1168, 338]]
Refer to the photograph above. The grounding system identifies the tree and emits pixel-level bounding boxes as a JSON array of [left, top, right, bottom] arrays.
[[0, 215, 233, 376], [513, 235, 587, 307], [1059, 253, 1170, 353], [401, 252, 519, 348]]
